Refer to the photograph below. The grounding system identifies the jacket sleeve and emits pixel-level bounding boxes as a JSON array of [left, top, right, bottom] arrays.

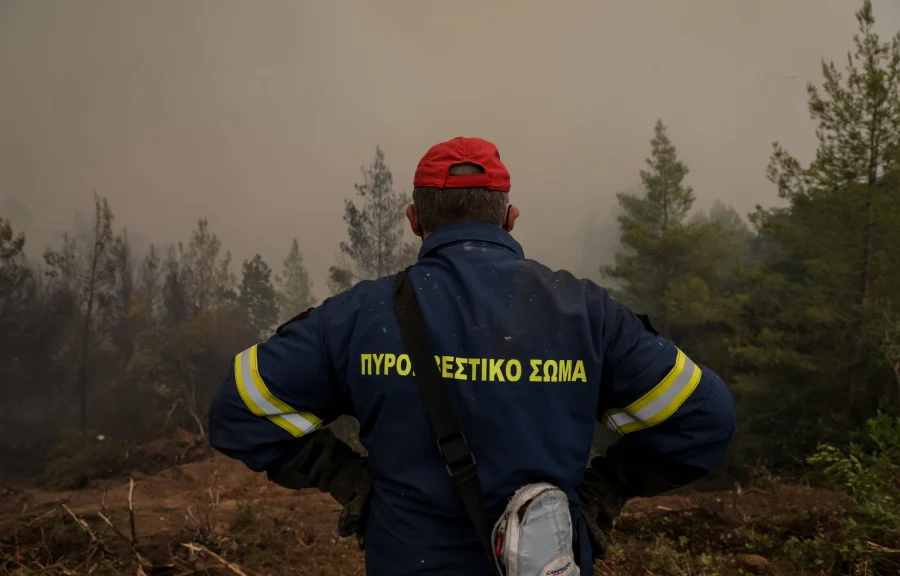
[[592, 287, 736, 497], [208, 303, 350, 477]]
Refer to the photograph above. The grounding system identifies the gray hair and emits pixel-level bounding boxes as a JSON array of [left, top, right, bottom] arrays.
[[412, 163, 508, 233]]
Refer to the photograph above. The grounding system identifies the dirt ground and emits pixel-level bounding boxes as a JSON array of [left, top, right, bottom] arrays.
[[0, 453, 848, 576]]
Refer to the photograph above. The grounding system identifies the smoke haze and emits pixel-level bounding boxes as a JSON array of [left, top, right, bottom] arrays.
[[2, 0, 899, 289]]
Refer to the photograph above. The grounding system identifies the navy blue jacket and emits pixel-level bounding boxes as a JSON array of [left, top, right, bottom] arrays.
[[209, 222, 736, 575]]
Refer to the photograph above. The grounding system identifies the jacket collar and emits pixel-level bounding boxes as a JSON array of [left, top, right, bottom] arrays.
[[418, 222, 525, 261]]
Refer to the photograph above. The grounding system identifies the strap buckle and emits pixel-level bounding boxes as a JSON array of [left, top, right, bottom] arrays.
[[437, 431, 477, 482]]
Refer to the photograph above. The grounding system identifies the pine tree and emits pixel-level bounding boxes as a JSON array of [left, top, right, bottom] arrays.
[[43, 193, 119, 428], [0, 215, 28, 329], [329, 146, 416, 293], [162, 246, 187, 328], [759, 0, 900, 415], [239, 254, 279, 338], [116, 228, 134, 316], [691, 200, 754, 273], [179, 218, 235, 315], [0, 215, 34, 351], [138, 244, 161, 321], [601, 119, 697, 334], [277, 238, 316, 318], [0, 216, 40, 445]]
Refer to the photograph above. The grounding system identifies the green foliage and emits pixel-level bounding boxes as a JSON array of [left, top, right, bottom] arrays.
[[51, 428, 101, 460], [779, 536, 834, 571], [231, 498, 261, 532], [601, 120, 751, 390], [599, 2, 900, 472], [644, 537, 722, 576], [724, 1, 900, 468], [808, 413, 900, 574], [810, 413, 900, 534], [239, 254, 279, 338]]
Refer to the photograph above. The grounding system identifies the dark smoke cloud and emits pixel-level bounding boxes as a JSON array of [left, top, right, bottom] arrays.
[[2, 0, 897, 289]]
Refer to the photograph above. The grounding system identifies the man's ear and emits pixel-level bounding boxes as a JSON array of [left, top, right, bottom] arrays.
[[406, 204, 422, 237], [503, 204, 520, 233]]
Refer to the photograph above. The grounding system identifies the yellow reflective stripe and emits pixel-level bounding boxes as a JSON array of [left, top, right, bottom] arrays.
[[249, 344, 298, 415], [234, 351, 265, 417], [625, 349, 686, 414], [233, 344, 323, 438], [604, 348, 702, 434]]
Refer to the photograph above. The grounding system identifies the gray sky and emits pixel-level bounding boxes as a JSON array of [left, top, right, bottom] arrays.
[[2, 0, 899, 294]]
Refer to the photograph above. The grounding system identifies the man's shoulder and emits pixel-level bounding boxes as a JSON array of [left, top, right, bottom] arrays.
[[323, 273, 397, 306], [520, 258, 612, 297], [319, 271, 408, 320]]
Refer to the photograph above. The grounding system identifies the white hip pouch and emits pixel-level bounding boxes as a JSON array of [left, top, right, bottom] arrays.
[[492, 483, 580, 576]]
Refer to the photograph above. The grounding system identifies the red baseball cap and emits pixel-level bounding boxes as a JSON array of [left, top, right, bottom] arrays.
[[413, 137, 510, 193]]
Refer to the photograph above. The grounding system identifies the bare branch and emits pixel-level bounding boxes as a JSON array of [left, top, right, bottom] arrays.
[[181, 543, 256, 576]]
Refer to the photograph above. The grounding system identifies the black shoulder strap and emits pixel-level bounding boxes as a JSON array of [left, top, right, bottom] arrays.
[[393, 269, 500, 575]]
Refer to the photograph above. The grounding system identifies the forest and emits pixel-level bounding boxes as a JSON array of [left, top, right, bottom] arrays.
[[1, 4, 899, 576]]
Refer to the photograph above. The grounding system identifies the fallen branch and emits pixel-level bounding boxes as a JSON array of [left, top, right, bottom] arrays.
[[181, 543, 254, 576], [867, 541, 900, 554], [97, 511, 151, 568], [129, 476, 137, 545], [101, 482, 110, 516], [186, 405, 206, 438], [24, 507, 58, 527], [61, 505, 95, 540], [61, 504, 115, 557], [171, 557, 225, 576], [165, 399, 185, 430]]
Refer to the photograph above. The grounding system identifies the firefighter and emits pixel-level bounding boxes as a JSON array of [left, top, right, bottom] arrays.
[[209, 136, 736, 575]]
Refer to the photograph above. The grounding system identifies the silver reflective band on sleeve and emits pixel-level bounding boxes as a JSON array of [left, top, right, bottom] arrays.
[[605, 348, 702, 435], [233, 344, 322, 438]]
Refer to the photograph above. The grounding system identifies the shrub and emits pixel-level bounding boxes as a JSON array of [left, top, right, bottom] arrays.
[[808, 412, 900, 575]]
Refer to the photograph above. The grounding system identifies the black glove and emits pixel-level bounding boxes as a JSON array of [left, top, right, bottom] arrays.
[[333, 457, 374, 549], [338, 484, 373, 549], [577, 456, 632, 561], [581, 509, 610, 562], [270, 427, 374, 548]]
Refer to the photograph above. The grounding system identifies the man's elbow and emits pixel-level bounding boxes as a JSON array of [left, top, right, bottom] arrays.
[[207, 385, 232, 456], [205, 377, 260, 470], [699, 371, 737, 472]]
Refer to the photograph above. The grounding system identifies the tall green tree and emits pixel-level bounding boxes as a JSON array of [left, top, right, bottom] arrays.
[[755, 0, 900, 418], [277, 238, 316, 318], [239, 254, 279, 338], [600, 119, 698, 334], [329, 146, 416, 293]]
